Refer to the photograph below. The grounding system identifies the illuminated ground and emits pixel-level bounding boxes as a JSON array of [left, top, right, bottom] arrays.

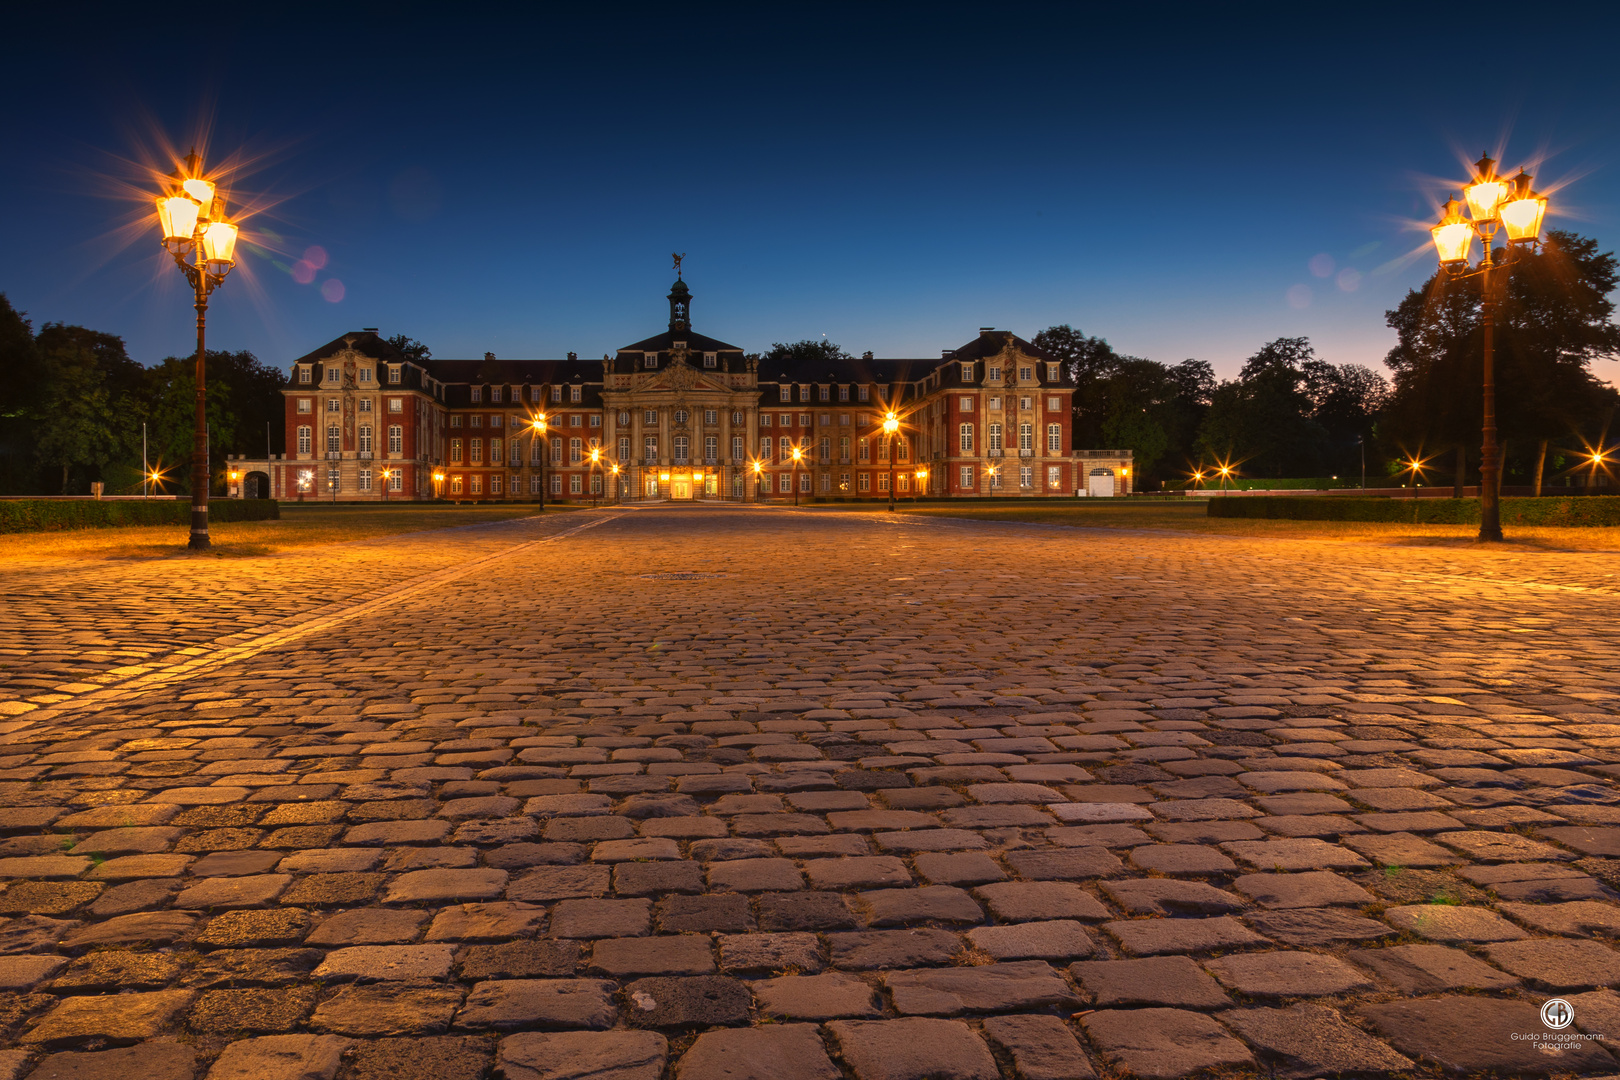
[[1, 504, 1618, 1079]]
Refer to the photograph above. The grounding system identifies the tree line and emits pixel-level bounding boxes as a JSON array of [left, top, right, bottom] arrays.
[[0, 295, 284, 495], [3, 229, 1613, 495]]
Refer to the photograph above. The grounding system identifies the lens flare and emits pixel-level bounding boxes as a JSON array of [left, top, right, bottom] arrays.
[[321, 278, 345, 303], [1286, 284, 1312, 309], [1308, 254, 1335, 278]]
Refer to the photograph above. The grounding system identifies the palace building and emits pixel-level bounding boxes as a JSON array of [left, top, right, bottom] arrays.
[[228, 276, 1133, 502]]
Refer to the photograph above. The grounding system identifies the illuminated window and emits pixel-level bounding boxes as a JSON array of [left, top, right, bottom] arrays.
[[451, 439, 463, 463], [297, 398, 311, 414], [451, 475, 463, 495]]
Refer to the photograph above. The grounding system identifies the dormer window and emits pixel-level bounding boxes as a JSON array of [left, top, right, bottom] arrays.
[[779, 385, 790, 402], [358, 368, 373, 383], [799, 386, 810, 403], [645, 352, 657, 368], [1019, 367, 1033, 381], [491, 386, 502, 403], [703, 353, 716, 368], [298, 367, 312, 384], [552, 386, 562, 402], [1046, 364, 1060, 381], [471, 386, 483, 402], [570, 385, 582, 402], [961, 363, 974, 381], [326, 368, 339, 384], [858, 385, 869, 402], [989, 367, 1002, 382], [838, 385, 849, 401], [819, 386, 830, 402], [387, 366, 401, 384], [674, 341, 687, 350]]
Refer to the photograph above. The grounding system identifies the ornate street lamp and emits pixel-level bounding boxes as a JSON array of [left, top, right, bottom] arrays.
[[790, 445, 804, 506], [1430, 153, 1549, 541], [915, 467, 927, 501], [154, 150, 239, 549], [751, 459, 764, 503], [588, 446, 603, 507], [883, 410, 900, 512], [530, 414, 549, 509], [380, 467, 392, 502], [609, 462, 622, 504], [432, 471, 445, 499]]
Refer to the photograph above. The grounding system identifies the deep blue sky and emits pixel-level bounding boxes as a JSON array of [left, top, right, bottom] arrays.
[[3, 3, 1617, 381]]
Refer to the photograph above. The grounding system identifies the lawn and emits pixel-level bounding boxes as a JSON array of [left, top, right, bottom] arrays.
[[0, 503, 563, 561], [880, 500, 1620, 551]]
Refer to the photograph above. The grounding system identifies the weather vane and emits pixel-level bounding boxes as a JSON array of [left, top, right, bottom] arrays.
[[672, 252, 685, 278]]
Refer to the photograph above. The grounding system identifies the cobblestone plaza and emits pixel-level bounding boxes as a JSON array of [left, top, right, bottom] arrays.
[[3, 505, 1620, 1079]]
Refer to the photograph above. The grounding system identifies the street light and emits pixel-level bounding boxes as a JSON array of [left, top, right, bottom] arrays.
[[380, 468, 392, 502], [433, 471, 445, 499], [751, 459, 764, 503], [530, 414, 549, 510], [154, 149, 239, 550], [609, 462, 621, 504], [588, 446, 602, 507], [790, 445, 804, 506], [1430, 153, 1550, 541], [915, 467, 927, 501], [883, 410, 900, 512], [1217, 464, 1233, 492]]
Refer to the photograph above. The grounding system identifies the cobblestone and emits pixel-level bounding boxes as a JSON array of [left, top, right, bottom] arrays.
[[4, 505, 1620, 1077]]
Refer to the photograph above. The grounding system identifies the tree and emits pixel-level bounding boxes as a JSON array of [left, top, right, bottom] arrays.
[[759, 339, 851, 368], [1197, 338, 1330, 478], [32, 324, 140, 493], [1383, 230, 1620, 484], [386, 334, 431, 363], [0, 295, 44, 493]]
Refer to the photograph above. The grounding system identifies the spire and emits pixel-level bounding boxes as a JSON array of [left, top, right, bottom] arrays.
[[668, 277, 691, 333]]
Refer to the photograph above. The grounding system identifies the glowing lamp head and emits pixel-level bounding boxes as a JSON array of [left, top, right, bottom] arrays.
[[1431, 197, 1474, 266], [532, 415, 546, 433], [791, 447, 803, 461], [229, 470, 238, 480], [1121, 468, 1129, 477], [751, 461, 762, 473], [1500, 169, 1547, 244], [1464, 153, 1507, 225], [201, 221, 238, 273], [589, 448, 600, 462], [181, 177, 216, 219], [157, 195, 200, 244], [882, 411, 899, 434]]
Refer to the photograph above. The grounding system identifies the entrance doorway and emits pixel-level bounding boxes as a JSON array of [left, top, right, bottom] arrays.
[[672, 479, 693, 500], [1088, 469, 1116, 497], [644, 477, 660, 499]]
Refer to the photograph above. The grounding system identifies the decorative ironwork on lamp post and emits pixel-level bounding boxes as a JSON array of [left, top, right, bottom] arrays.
[[154, 150, 239, 549], [1430, 153, 1549, 542]]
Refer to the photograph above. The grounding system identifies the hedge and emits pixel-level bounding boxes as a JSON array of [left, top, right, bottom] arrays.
[[1207, 496, 1620, 527], [0, 499, 280, 534]]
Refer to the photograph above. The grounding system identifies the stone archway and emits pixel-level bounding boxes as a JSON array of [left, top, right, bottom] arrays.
[[245, 471, 271, 499]]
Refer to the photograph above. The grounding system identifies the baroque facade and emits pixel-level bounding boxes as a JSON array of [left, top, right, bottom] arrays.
[[228, 277, 1133, 502]]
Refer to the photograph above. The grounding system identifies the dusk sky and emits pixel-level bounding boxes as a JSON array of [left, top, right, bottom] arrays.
[[4, 4, 1617, 382]]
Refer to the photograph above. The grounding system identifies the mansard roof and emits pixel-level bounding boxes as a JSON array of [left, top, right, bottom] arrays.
[[760, 355, 928, 388], [947, 329, 1059, 363], [292, 330, 408, 367], [617, 329, 744, 354], [428, 358, 600, 385]]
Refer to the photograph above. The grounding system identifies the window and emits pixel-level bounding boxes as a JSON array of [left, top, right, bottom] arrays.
[[732, 411, 744, 425], [819, 386, 830, 401], [960, 465, 974, 489], [569, 437, 582, 464], [471, 386, 482, 402], [358, 425, 373, 453], [451, 438, 464, 463], [618, 411, 630, 425], [799, 386, 810, 402], [838, 435, 850, 461], [760, 414, 772, 427], [388, 425, 403, 453], [530, 386, 542, 402], [703, 352, 716, 368], [818, 436, 830, 461], [989, 423, 1003, 452], [704, 409, 717, 425], [798, 414, 811, 427], [781, 414, 792, 427], [1019, 367, 1032, 381], [569, 414, 581, 427], [961, 363, 974, 381], [1048, 396, 1061, 411], [989, 465, 1002, 489], [1047, 364, 1060, 381], [839, 414, 850, 426], [705, 436, 718, 461], [471, 474, 483, 494], [388, 366, 401, 384], [552, 386, 563, 402], [359, 399, 372, 413], [818, 413, 830, 427], [491, 386, 502, 403], [326, 424, 340, 453], [878, 472, 890, 492], [778, 474, 791, 492], [761, 436, 775, 462], [551, 475, 562, 494], [958, 423, 974, 453], [297, 426, 311, 453], [645, 352, 657, 368], [551, 440, 562, 465], [451, 476, 464, 495], [570, 385, 582, 402], [779, 385, 790, 402], [589, 415, 601, 427], [359, 368, 373, 384], [835, 385, 847, 402], [451, 415, 463, 428], [989, 367, 1002, 382], [858, 385, 869, 401], [297, 398, 312, 414], [530, 475, 542, 494], [471, 439, 483, 464], [327, 399, 341, 413], [358, 467, 372, 490], [1020, 466, 1033, 488], [570, 474, 582, 494], [1047, 424, 1062, 452], [674, 436, 689, 460], [859, 473, 870, 492], [858, 438, 870, 463], [489, 414, 502, 428], [1019, 423, 1033, 452], [532, 438, 544, 464], [897, 439, 910, 462], [590, 473, 602, 494], [389, 469, 403, 491], [643, 435, 657, 460], [618, 436, 630, 461], [326, 368, 340, 384], [1021, 396, 1033, 411], [490, 438, 503, 463], [299, 367, 312, 384], [959, 396, 973, 412], [800, 473, 811, 492], [674, 410, 688, 425], [644, 409, 657, 425], [898, 473, 910, 492], [878, 438, 889, 463], [1048, 465, 1062, 489], [731, 436, 743, 460], [820, 473, 831, 492]]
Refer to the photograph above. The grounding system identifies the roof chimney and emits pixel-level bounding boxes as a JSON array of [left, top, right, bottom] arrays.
[[362, 327, 379, 333], [942, 349, 955, 358], [979, 327, 994, 332]]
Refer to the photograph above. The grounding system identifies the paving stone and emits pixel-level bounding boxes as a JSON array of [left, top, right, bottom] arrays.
[[623, 975, 751, 1027], [883, 960, 1080, 1015], [1203, 951, 1376, 997], [828, 929, 962, 970], [61, 911, 196, 949], [550, 898, 650, 939], [804, 856, 910, 890], [707, 858, 804, 893], [861, 884, 983, 926], [1342, 830, 1462, 867], [22, 988, 194, 1045], [1069, 956, 1230, 1008], [1128, 844, 1237, 875], [1104, 916, 1268, 955], [753, 972, 880, 1019], [1499, 899, 1620, 936], [279, 873, 385, 907], [675, 1025, 840, 1080], [1081, 1008, 1254, 1079], [1484, 938, 1620, 989], [973, 881, 1108, 922], [1230, 870, 1375, 909], [453, 978, 617, 1030], [1384, 903, 1530, 942], [912, 852, 1006, 886], [967, 919, 1095, 960], [0, 955, 65, 990], [312, 944, 455, 982], [424, 902, 546, 942], [497, 1031, 667, 1080], [1101, 880, 1246, 916], [612, 861, 705, 896], [309, 982, 465, 1035], [981, 1014, 1096, 1080], [656, 894, 751, 933], [203, 1034, 356, 1080], [826, 1017, 1000, 1080], [0, 882, 102, 915], [1359, 995, 1614, 1074], [1221, 1003, 1414, 1079], [1242, 908, 1393, 945], [1219, 838, 1369, 871], [757, 892, 856, 931], [189, 986, 320, 1033], [590, 935, 715, 976], [20, 1044, 199, 1080], [1346, 943, 1520, 992], [718, 932, 824, 974], [383, 868, 508, 904], [336, 1036, 493, 1080], [53, 950, 183, 990], [197, 908, 311, 947], [306, 909, 428, 946], [186, 947, 325, 988], [506, 865, 610, 902], [1436, 829, 1574, 862], [458, 940, 582, 980]]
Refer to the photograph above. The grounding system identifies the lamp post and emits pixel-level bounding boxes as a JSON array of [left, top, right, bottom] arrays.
[[433, 471, 445, 500], [380, 468, 391, 502], [752, 460, 764, 503], [1430, 153, 1549, 542], [790, 445, 804, 506], [1218, 465, 1232, 493], [610, 462, 621, 504], [154, 150, 239, 550], [530, 414, 548, 510], [915, 467, 927, 502], [883, 410, 900, 512], [588, 447, 604, 507]]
